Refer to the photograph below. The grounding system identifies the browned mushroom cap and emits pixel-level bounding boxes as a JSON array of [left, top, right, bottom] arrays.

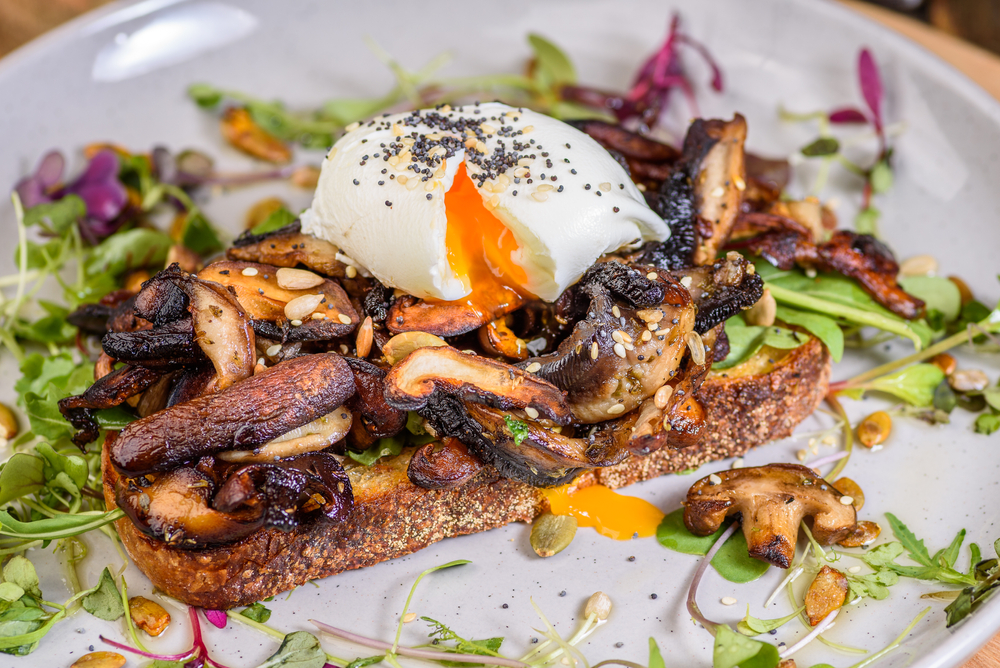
[[343, 357, 407, 448], [384, 346, 572, 425], [478, 317, 529, 361], [668, 252, 763, 334], [683, 463, 857, 568], [58, 364, 163, 448], [626, 352, 712, 455], [116, 466, 266, 548], [101, 319, 204, 368], [188, 277, 256, 392], [227, 220, 348, 278], [387, 292, 526, 338], [110, 353, 356, 476], [199, 260, 359, 341], [407, 437, 485, 490]]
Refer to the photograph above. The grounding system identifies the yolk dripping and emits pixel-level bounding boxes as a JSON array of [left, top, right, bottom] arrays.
[[545, 485, 666, 541], [443, 163, 531, 314]]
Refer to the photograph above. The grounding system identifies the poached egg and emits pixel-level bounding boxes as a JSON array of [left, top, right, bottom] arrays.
[[301, 102, 668, 310]]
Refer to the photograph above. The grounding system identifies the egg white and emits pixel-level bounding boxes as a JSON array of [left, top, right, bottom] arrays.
[[301, 102, 669, 302]]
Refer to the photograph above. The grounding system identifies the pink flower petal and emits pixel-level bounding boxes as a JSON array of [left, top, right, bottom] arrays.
[[829, 107, 869, 124], [75, 181, 127, 222], [858, 49, 883, 129], [204, 609, 228, 629], [35, 151, 65, 188]]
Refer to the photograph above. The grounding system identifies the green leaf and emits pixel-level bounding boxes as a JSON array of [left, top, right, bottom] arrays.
[[737, 606, 803, 636], [188, 83, 223, 109], [885, 513, 932, 566], [503, 415, 530, 445], [251, 207, 297, 236], [255, 631, 326, 668], [975, 413, 1000, 435], [862, 542, 905, 569], [861, 364, 945, 407], [0, 455, 45, 506], [934, 381, 958, 414], [855, 207, 881, 235], [714, 317, 808, 370], [898, 276, 961, 323], [240, 602, 273, 624], [937, 529, 966, 568], [656, 508, 726, 555], [82, 567, 124, 621], [984, 388, 1000, 412], [0, 509, 123, 540], [712, 624, 780, 668], [346, 657, 384, 668], [2, 557, 41, 600], [34, 442, 88, 492], [321, 98, 393, 127], [648, 638, 665, 668], [869, 159, 894, 194], [774, 306, 844, 362], [0, 584, 23, 604], [23, 196, 86, 235], [712, 530, 770, 584], [176, 210, 224, 256], [347, 435, 404, 466], [86, 228, 173, 277], [14, 353, 77, 398], [801, 137, 840, 157], [527, 34, 576, 89]]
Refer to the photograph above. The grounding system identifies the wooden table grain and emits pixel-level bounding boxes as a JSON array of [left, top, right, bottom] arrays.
[[0, 0, 998, 666]]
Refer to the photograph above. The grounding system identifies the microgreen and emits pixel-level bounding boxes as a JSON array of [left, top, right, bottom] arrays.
[[101, 607, 233, 668], [712, 623, 780, 668], [737, 606, 804, 637], [657, 509, 770, 583], [503, 415, 530, 446], [946, 539, 1000, 626], [255, 631, 327, 668], [81, 567, 124, 621], [347, 435, 406, 466], [241, 602, 273, 624], [422, 617, 505, 666]]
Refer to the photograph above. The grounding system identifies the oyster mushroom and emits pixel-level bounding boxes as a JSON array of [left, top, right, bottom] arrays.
[[384, 346, 572, 424], [217, 407, 353, 463], [58, 364, 163, 448], [343, 357, 407, 448], [669, 252, 764, 334], [110, 353, 356, 476], [407, 437, 485, 490], [101, 319, 204, 367], [386, 292, 526, 338], [227, 220, 349, 278], [683, 463, 857, 568]]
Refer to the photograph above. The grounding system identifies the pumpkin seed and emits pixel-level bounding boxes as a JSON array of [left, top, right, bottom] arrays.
[[530, 512, 577, 558], [71, 652, 126, 668], [0, 403, 18, 440]]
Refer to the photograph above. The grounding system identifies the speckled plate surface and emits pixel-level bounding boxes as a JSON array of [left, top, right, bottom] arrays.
[[0, 0, 998, 666]]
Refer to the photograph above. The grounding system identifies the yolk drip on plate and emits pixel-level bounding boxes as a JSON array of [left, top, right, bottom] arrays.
[[442, 163, 531, 314], [546, 485, 666, 541]]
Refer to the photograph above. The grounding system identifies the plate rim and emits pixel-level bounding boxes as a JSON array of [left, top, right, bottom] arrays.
[[0, 0, 998, 666]]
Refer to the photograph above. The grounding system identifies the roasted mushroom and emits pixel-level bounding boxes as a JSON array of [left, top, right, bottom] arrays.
[[217, 407, 353, 463], [343, 357, 407, 448], [683, 463, 857, 568], [386, 291, 526, 338], [58, 364, 163, 448], [407, 437, 485, 490], [670, 252, 764, 334], [227, 220, 349, 277], [101, 319, 204, 367], [110, 353, 356, 476]]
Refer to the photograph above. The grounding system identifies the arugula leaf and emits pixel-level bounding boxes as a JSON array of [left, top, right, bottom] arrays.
[[775, 306, 844, 362], [255, 631, 326, 668], [0, 455, 45, 506], [347, 435, 405, 466], [35, 443, 88, 493], [82, 567, 124, 621], [737, 606, 803, 636], [251, 207, 297, 236], [856, 364, 945, 407], [527, 34, 576, 89], [240, 602, 272, 624], [23, 196, 86, 235], [847, 569, 898, 601], [712, 624, 780, 668], [2, 557, 41, 600], [865, 515, 977, 587], [648, 638, 665, 668], [975, 413, 1000, 435], [503, 415, 530, 445], [714, 317, 808, 371], [86, 228, 173, 277], [885, 513, 932, 566], [946, 555, 1000, 627]]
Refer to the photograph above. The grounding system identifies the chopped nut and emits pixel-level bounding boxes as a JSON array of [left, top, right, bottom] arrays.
[[0, 403, 19, 440], [284, 294, 324, 321], [804, 565, 848, 626], [653, 384, 674, 410], [356, 316, 374, 358], [930, 353, 957, 376], [71, 652, 126, 668], [530, 512, 577, 557], [857, 411, 891, 448], [584, 591, 612, 620], [129, 595, 170, 636], [948, 369, 990, 393], [221, 107, 291, 164], [838, 520, 881, 548], [833, 477, 865, 511], [276, 267, 325, 290], [899, 254, 938, 277]]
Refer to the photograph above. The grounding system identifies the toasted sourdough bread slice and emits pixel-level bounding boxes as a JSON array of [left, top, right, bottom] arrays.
[[102, 338, 829, 609]]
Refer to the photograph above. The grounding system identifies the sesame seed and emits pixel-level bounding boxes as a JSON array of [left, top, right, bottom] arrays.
[[265, 344, 282, 357], [426, 193, 433, 200], [591, 342, 599, 359], [531, 191, 548, 202], [613, 343, 627, 358], [525, 362, 542, 373], [613, 206, 620, 212], [346, 265, 358, 279], [710, 186, 725, 197], [385, 200, 392, 207], [599, 182, 612, 192], [848, 566, 862, 574], [241, 267, 258, 277], [312, 312, 326, 320], [680, 276, 693, 288], [584, 184, 592, 190], [708, 474, 723, 485], [353, 179, 360, 186], [524, 406, 539, 419], [646, 272, 658, 280], [570, 169, 577, 174], [840, 496, 854, 505], [735, 177, 747, 191], [720, 597, 737, 606], [290, 319, 303, 327], [612, 305, 621, 318], [641, 330, 652, 341], [345, 121, 360, 132], [607, 404, 626, 415]]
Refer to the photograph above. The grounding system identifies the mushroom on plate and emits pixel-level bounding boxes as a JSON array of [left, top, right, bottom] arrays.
[[683, 463, 857, 568]]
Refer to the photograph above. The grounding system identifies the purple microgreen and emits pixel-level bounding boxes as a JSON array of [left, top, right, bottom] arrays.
[[100, 606, 232, 668], [674, 33, 723, 91], [858, 48, 884, 131], [686, 521, 740, 636], [828, 107, 869, 124], [205, 608, 228, 629], [15, 151, 65, 209], [779, 609, 839, 660], [61, 149, 128, 223]]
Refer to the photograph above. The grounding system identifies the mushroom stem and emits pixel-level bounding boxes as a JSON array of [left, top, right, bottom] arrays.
[[685, 521, 739, 636], [778, 609, 838, 659]]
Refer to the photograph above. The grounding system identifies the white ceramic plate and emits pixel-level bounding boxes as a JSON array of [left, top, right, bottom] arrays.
[[1, 1, 999, 667]]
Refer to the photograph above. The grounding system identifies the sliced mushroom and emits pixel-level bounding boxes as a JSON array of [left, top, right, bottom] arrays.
[[101, 319, 204, 367], [669, 252, 764, 334], [133, 273, 190, 326], [217, 407, 353, 463], [343, 357, 407, 447], [479, 317, 529, 361], [407, 437, 485, 490], [683, 463, 857, 568], [188, 277, 256, 391], [384, 346, 572, 425], [227, 220, 348, 277], [58, 364, 163, 448], [199, 260, 359, 341], [116, 466, 266, 548], [626, 353, 712, 455], [518, 261, 695, 423], [387, 292, 527, 338], [110, 353, 356, 476]]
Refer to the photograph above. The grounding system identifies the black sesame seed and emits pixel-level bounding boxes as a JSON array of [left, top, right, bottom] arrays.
[[426, 194, 433, 200], [512, 190, 518, 196], [615, 643, 623, 649], [650, 594, 658, 599], [378, 180, 384, 185], [613, 206, 620, 212], [502, 604, 509, 609], [619, 183, 625, 189], [557, 185, 564, 192], [381, 168, 387, 174], [584, 184, 591, 190], [565, 143, 571, 149], [570, 169, 577, 175], [596, 191, 602, 196], [385, 201, 392, 207], [628, 556, 635, 562], [559, 590, 567, 597]]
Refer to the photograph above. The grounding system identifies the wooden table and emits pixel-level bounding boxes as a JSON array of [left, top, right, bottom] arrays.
[[0, 0, 998, 666]]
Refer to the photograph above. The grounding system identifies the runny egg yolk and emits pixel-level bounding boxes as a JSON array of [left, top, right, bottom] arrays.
[[442, 163, 532, 314], [545, 485, 666, 541]]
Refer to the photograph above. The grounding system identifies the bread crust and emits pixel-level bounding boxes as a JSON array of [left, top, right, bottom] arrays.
[[103, 338, 830, 609]]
